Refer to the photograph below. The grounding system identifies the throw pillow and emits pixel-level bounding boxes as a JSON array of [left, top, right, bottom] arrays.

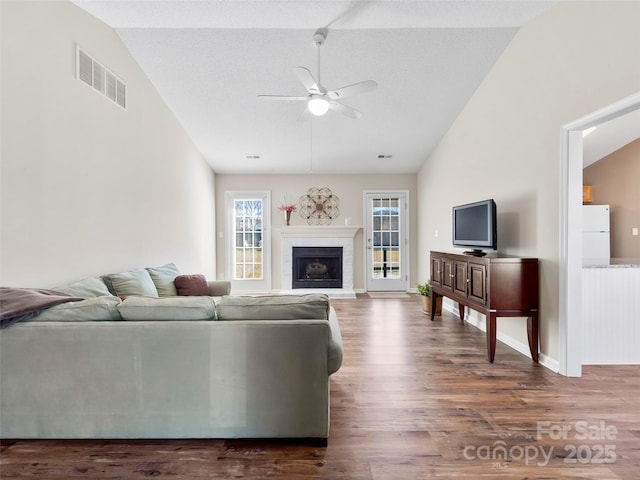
[[216, 294, 330, 321], [117, 296, 217, 320], [26, 296, 123, 322], [109, 269, 159, 298], [146, 263, 181, 297], [54, 276, 114, 298], [174, 274, 209, 296]]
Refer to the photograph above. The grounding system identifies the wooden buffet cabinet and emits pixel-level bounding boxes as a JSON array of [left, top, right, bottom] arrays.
[[429, 251, 539, 363]]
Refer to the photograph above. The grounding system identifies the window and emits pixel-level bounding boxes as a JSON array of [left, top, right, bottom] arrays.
[[371, 197, 401, 279], [225, 191, 271, 293], [233, 199, 263, 280]]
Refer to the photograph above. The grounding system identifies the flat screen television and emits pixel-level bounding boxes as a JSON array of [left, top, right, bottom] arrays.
[[452, 199, 497, 255]]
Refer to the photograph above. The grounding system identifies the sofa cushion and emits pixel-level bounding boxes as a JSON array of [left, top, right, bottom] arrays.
[[146, 263, 181, 297], [117, 296, 217, 320], [216, 294, 330, 321], [174, 274, 210, 296], [54, 276, 113, 298], [109, 269, 159, 298], [26, 296, 123, 322], [327, 307, 343, 375], [0, 288, 85, 328]]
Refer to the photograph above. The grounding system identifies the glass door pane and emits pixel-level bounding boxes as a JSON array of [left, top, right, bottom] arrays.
[[233, 199, 263, 280], [226, 191, 270, 293], [372, 197, 401, 280], [365, 192, 408, 292]]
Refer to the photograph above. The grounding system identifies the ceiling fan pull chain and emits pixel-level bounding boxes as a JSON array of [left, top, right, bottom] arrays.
[[316, 42, 321, 87]]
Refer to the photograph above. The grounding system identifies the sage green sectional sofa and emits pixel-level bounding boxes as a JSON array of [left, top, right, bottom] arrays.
[[0, 264, 343, 442]]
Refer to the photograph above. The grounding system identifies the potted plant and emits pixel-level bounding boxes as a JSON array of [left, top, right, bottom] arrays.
[[417, 281, 442, 315]]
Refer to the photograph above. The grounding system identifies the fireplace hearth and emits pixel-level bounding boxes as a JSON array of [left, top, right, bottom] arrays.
[[292, 247, 343, 289]]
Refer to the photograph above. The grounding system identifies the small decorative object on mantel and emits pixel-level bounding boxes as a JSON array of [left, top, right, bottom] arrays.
[[278, 199, 297, 226], [298, 187, 340, 225]]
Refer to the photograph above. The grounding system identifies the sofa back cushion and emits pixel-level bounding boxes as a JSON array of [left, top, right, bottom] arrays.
[[108, 269, 159, 298], [146, 263, 181, 297], [117, 296, 217, 320], [54, 277, 113, 298], [216, 294, 330, 321]]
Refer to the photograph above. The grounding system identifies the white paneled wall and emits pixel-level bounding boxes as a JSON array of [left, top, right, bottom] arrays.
[[582, 267, 640, 364]]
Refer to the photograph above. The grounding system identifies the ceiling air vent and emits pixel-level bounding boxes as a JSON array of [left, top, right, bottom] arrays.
[[76, 45, 126, 110]]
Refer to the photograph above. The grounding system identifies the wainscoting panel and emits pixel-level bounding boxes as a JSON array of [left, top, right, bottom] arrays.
[[582, 266, 640, 365]]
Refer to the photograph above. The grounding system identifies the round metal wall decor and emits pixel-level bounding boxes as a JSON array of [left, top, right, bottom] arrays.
[[298, 187, 340, 225]]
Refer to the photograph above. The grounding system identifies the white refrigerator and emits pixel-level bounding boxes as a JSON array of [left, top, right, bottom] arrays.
[[582, 205, 610, 259]]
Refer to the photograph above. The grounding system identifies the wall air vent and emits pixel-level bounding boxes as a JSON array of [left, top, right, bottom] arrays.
[[76, 45, 126, 110]]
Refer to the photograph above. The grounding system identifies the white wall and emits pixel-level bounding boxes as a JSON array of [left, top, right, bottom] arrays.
[[0, 0, 216, 287], [215, 174, 417, 290], [417, 1, 640, 366]]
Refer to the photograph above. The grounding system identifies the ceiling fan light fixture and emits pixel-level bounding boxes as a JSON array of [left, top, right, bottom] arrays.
[[308, 95, 329, 116], [258, 29, 376, 120]]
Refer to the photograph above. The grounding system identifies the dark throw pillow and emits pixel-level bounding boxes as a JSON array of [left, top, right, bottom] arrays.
[[174, 274, 209, 296]]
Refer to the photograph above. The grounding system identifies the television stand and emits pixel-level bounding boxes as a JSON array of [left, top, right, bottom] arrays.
[[429, 251, 539, 362], [463, 249, 486, 257]]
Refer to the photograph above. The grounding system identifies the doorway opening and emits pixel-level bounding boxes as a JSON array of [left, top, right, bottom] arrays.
[[559, 92, 640, 377]]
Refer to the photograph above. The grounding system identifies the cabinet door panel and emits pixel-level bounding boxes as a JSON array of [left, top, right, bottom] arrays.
[[453, 262, 468, 296], [468, 262, 487, 305], [442, 258, 454, 293], [430, 257, 442, 287]]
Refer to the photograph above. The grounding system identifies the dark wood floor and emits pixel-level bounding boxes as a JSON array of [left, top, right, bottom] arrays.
[[1, 294, 639, 479]]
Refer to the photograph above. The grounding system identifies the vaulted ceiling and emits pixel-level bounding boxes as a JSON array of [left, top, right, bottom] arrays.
[[71, 1, 559, 174]]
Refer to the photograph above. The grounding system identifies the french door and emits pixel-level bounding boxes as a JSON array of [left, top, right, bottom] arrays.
[[364, 191, 409, 292], [225, 191, 271, 293]]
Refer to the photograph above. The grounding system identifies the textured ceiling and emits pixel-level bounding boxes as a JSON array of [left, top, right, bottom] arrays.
[[72, 0, 559, 174], [583, 109, 640, 168]]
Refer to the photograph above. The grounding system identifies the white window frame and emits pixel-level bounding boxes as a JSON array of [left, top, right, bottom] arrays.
[[225, 190, 271, 294], [363, 190, 410, 292]]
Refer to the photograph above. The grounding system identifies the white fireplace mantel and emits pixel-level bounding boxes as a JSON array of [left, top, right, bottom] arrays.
[[277, 226, 361, 298], [277, 226, 361, 239]]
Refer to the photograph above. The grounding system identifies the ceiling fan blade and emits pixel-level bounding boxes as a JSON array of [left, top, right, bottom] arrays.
[[329, 100, 362, 119], [258, 95, 308, 101], [327, 80, 377, 100], [297, 106, 313, 122], [293, 67, 322, 94]]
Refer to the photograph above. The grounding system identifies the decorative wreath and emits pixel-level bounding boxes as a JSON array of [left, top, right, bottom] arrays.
[[298, 187, 340, 225]]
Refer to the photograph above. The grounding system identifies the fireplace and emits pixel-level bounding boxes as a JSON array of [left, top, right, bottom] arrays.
[[279, 226, 359, 298], [292, 247, 343, 289]]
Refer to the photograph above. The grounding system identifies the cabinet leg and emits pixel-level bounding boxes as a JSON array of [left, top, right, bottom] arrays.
[[458, 304, 465, 322], [527, 313, 539, 363], [486, 313, 497, 362], [430, 295, 436, 321]]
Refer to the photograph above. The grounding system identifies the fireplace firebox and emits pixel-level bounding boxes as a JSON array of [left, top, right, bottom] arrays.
[[292, 247, 343, 289]]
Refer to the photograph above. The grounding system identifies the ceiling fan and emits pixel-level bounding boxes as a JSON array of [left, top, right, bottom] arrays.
[[258, 28, 377, 120]]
